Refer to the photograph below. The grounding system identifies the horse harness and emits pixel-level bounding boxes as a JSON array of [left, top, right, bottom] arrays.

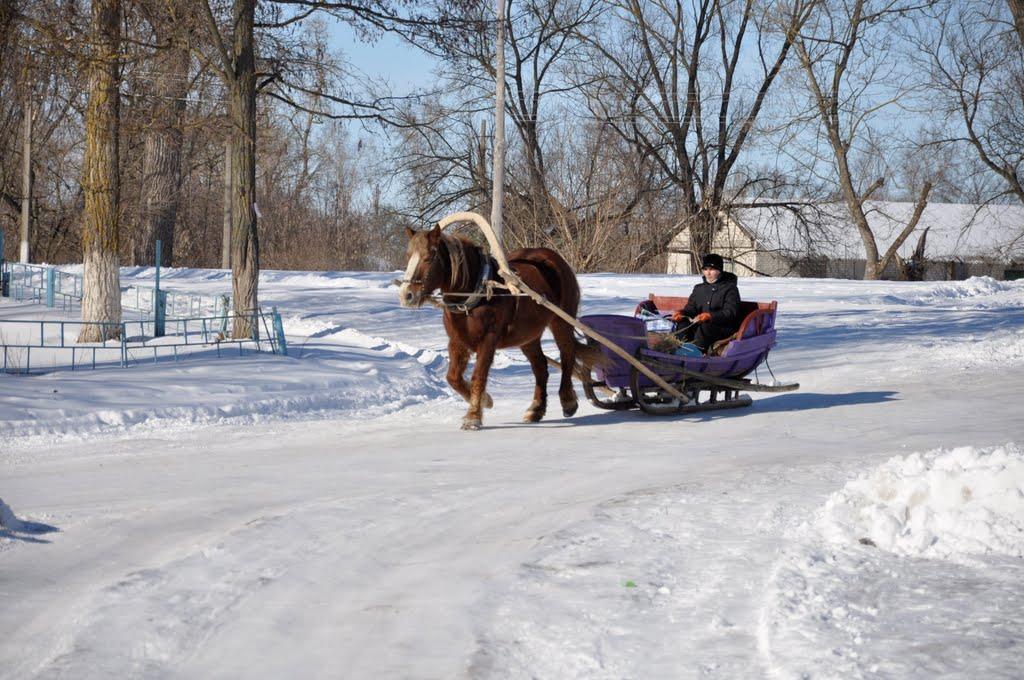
[[442, 255, 503, 315]]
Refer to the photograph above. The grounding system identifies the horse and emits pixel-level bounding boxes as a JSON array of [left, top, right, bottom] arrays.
[[398, 224, 602, 430]]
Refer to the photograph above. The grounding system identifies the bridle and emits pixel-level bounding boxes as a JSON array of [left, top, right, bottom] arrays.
[[399, 233, 503, 313], [397, 240, 445, 307]]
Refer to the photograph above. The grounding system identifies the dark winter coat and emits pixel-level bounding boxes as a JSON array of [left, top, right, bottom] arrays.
[[682, 271, 742, 333]]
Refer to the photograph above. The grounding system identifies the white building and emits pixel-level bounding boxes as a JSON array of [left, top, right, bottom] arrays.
[[667, 202, 1024, 280]]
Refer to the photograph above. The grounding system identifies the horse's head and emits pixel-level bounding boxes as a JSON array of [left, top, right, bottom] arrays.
[[398, 224, 446, 308]]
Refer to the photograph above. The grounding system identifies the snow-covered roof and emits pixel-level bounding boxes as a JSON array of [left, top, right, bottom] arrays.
[[731, 202, 1024, 262]]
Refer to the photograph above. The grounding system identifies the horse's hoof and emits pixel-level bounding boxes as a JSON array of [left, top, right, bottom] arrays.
[[522, 408, 545, 423], [562, 400, 579, 418], [483, 393, 494, 409], [461, 417, 482, 431]]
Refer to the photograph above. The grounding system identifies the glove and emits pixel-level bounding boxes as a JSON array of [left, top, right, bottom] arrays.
[[695, 312, 713, 324], [671, 311, 686, 323]]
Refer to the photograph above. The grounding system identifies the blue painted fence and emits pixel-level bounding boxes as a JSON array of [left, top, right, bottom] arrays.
[[0, 309, 288, 374], [0, 261, 230, 319]]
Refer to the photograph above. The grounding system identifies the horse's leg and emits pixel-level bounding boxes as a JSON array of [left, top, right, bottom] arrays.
[[446, 337, 472, 403], [519, 338, 548, 423], [446, 338, 492, 409], [550, 320, 580, 417], [463, 335, 497, 430]]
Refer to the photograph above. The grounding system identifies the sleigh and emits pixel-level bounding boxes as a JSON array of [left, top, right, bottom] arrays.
[[579, 294, 799, 415]]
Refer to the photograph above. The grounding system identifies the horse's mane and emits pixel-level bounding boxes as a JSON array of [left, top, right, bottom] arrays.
[[440, 232, 480, 291]]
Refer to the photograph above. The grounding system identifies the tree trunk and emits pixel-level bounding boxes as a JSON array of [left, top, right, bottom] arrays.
[[20, 98, 31, 263], [1009, 0, 1024, 47], [687, 209, 718, 273], [78, 0, 122, 343], [134, 25, 189, 267], [0, 0, 15, 75], [228, 0, 258, 338]]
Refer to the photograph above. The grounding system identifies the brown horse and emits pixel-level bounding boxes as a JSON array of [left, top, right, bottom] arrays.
[[398, 224, 601, 430]]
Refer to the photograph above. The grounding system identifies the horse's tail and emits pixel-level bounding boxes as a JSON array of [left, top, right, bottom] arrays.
[[572, 336, 610, 382]]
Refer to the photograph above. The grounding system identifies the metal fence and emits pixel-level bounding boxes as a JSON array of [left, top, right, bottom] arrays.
[[0, 309, 288, 374], [2, 262, 230, 319]]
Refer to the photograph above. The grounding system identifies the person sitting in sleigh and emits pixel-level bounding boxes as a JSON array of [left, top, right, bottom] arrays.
[[672, 253, 741, 354]]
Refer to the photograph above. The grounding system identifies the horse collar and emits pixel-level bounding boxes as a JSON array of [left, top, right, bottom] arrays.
[[445, 256, 496, 315]]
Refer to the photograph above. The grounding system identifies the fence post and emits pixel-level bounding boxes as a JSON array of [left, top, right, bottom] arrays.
[[154, 290, 167, 337], [219, 294, 230, 335], [0, 229, 7, 297], [45, 267, 55, 307], [272, 307, 287, 356], [154, 240, 165, 337]]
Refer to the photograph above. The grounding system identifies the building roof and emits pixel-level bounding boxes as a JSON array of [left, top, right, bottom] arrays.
[[731, 202, 1024, 262]]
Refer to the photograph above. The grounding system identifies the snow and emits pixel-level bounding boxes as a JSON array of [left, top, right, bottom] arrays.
[[2, 267, 1023, 678], [818, 444, 1024, 561], [759, 444, 1024, 678], [872, 275, 1024, 308]]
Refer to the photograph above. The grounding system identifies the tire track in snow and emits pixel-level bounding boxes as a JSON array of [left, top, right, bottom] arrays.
[[469, 463, 846, 679]]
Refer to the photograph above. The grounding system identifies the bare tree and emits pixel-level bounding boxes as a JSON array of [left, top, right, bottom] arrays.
[[132, 0, 193, 267], [794, 0, 934, 279], [391, 0, 664, 268], [0, 0, 87, 265], [78, 0, 123, 342], [201, 0, 260, 338], [920, 0, 1024, 211], [576, 0, 818, 270], [1009, 0, 1024, 45]]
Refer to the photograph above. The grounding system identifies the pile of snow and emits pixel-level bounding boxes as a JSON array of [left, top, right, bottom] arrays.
[[759, 444, 1024, 678], [282, 314, 342, 337], [817, 444, 1024, 560], [924, 276, 1020, 300], [874, 276, 1024, 308], [0, 498, 23, 531]]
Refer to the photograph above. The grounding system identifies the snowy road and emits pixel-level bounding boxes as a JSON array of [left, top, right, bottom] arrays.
[[2, 270, 1023, 678]]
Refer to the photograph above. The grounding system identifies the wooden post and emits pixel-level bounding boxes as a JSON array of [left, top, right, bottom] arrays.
[[490, 0, 506, 246], [19, 99, 31, 264]]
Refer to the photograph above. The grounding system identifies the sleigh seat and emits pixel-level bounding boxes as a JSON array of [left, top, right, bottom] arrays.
[[647, 294, 778, 357]]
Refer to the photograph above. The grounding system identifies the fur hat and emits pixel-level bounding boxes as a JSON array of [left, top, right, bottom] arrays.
[[701, 253, 724, 270]]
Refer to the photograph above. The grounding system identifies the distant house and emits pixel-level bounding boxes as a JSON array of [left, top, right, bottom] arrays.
[[666, 202, 1024, 280]]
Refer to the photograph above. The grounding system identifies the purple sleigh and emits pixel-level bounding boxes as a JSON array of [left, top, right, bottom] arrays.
[[579, 295, 797, 415]]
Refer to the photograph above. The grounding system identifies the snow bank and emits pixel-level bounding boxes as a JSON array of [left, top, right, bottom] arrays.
[[262, 271, 392, 289], [759, 444, 1024, 678], [923, 276, 1021, 301], [874, 276, 1024, 308], [817, 444, 1024, 560], [0, 497, 58, 549], [0, 498, 23, 531]]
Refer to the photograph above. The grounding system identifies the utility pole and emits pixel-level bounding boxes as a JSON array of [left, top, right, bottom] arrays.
[[19, 99, 31, 263], [490, 0, 507, 246], [222, 138, 232, 269]]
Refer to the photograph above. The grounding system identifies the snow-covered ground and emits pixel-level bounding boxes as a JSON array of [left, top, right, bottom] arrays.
[[1, 268, 1022, 678]]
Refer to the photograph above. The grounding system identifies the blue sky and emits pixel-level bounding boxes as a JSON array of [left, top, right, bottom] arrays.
[[330, 21, 438, 96]]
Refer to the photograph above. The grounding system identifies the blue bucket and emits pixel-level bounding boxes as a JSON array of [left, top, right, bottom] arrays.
[[674, 342, 703, 358]]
